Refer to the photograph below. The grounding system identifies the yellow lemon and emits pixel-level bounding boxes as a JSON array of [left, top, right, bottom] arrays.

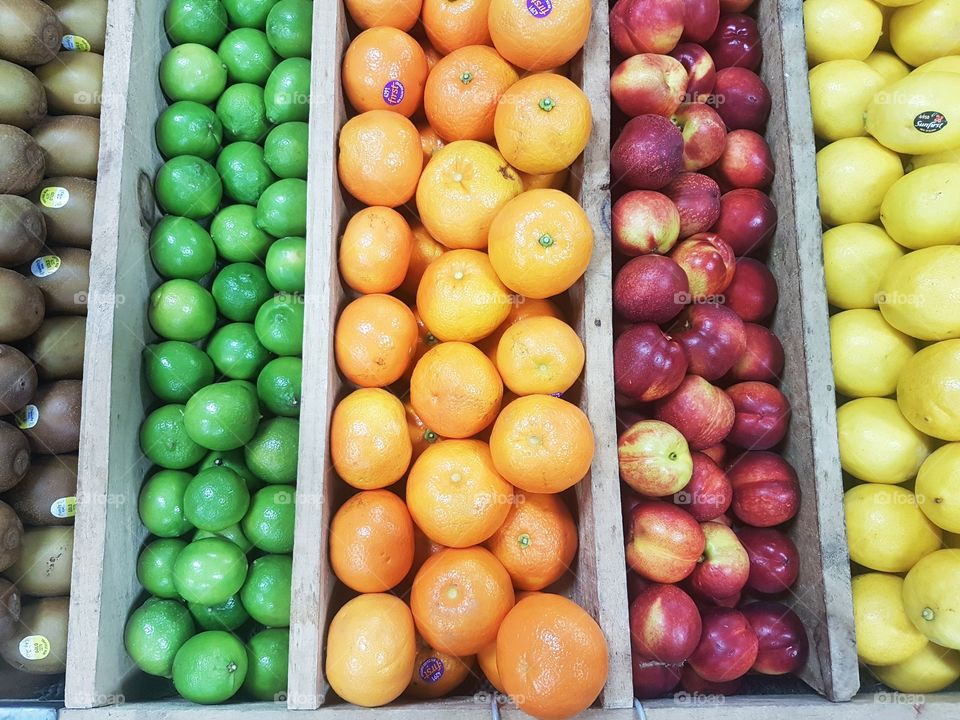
[[852, 573, 929, 666], [844, 483, 943, 571], [803, 0, 883, 65], [890, 0, 960, 66], [916, 443, 960, 532], [808, 60, 887, 141], [902, 549, 960, 648], [837, 397, 934, 483], [816, 138, 904, 226], [865, 72, 960, 154], [869, 642, 960, 692], [865, 51, 912, 84], [875, 0, 922, 6], [830, 309, 916, 397], [822, 224, 906, 309], [911, 55, 960, 74], [897, 339, 960, 439], [905, 147, 960, 171], [880, 163, 960, 249], [879, 247, 960, 341]]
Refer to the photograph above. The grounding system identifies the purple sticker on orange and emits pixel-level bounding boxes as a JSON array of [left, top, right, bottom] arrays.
[[383, 79, 406, 106], [419, 657, 444, 683], [527, 0, 553, 18]]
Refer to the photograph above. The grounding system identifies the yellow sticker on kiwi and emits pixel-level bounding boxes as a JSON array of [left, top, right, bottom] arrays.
[[61, 35, 91, 52], [39, 187, 69, 209], [51, 497, 77, 519], [30, 255, 61, 278], [15, 405, 38, 430], [19, 635, 50, 661]]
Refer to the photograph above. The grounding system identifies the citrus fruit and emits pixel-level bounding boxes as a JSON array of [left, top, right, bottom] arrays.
[[903, 549, 960, 648], [331, 388, 412, 489], [822, 223, 905, 310], [343, 27, 427, 118], [165, 0, 229, 47], [852, 572, 929, 666], [421, 0, 492, 54], [410, 546, 515, 656], [206, 322, 273, 381], [519, 167, 570, 192], [264, 57, 311, 123], [477, 295, 564, 363], [188, 593, 249, 632], [807, 60, 885, 141], [410, 341, 503, 438], [265, 0, 313, 59], [907, 148, 960, 171], [881, 164, 960, 250], [217, 83, 272, 143], [912, 55, 960, 74], [244, 627, 289, 700], [257, 178, 307, 237], [898, 339, 960, 440], [193, 523, 254, 553], [417, 122, 445, 168], [242, 484, 295, 552], [201, 449, 261, 493], [140, 406, 207, 470], [155, 101, 224, 160], [477, 641, 504, 692], [802, 0, 883, 65], [124, 597, 195, 678], [217, 28, 279, 84], [916, 444, 960, 532], [815, 137, 903, 226], [864, 50, 911, 84], [210, 206, 273, 264], [496, 593, 608, 720], [254, 294, 304, 356], [404, 308, 441, 377], [494, 74, 592, 175], [879, 248, 960, 341], [211, 262, 273, 323], [424, 45, 519, 142], [222, 0, 278, 28], [143, 340, 215, 404], [399, 221, 446, 300], [184, 466, 251, 532], [869, 642, 960, 693], [155, 156, 223, 220], [215, 141, 276, 206], [404, 401, 442, 464], [138, 538, 188, 599], [263, 122, 308, 179], [338, 110, 421, 207], [257, 356, 302, 417], [889, 0, 960, 66], [334, 294, 418, 388], [265, 236, 306, 292], [240, 553, 292, 627], [245, 417, 300, 483], [406, 439, 513, 548], [488, 0, 591, 71], [149, 216, 217, 281], [338, 206, 414, 295], [416, 140, 522, 249], [829, 309, 915, 398], [173, 537, 249, 605], [490, 394, 594, 494], [865, 72, 960, 154], [406, 635, 474, 699], [184, 381, 261, 452], [172, 630, 248, 704], [345, 0, 422, 30], [159, 43, 228, 104], [325, 593, 416, 707]]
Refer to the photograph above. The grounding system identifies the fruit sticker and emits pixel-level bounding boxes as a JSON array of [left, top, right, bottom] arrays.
[[382, 80, 405, 107], [15, 405, 38, 430], [914, 111, 948, 134], [61, 35, 92, 52], [418, 657, 444, 683], [51, 497, 78, 519], [39, 187, 70, 209], [19, 635, 50, 661], [30, 255, 61, 278], [527, 0, 553, 18]]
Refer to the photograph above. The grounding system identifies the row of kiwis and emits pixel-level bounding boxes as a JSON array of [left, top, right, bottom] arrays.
[[0, 0, 108, 680]]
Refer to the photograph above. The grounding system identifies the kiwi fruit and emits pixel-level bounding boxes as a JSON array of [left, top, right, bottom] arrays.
[[20, 316, 85, 380], [0, 125, 45, 196], [0, 579, 21, 641], [22, 246, 89, 316], [0, 0, 63, 66], [0, 195, 45, 265], [0, 59, 47, 130], [0, 345, 37, 415], [3, 454, 76, 526], [30, 116, 100, 180], [0, 422, 29, 492], [21, 380, 81, 455], [0, 596, 68, 674], [0, 267, 44, 342], [34, 51, 103, 117], [47, 0, 107, 55], [0, 500, 23, 572], [28, 176, 95, 248], [3, 526, 72, 596]]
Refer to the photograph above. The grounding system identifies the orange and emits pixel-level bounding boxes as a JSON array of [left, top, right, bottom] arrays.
[[335, 294, 418, 387], [422, 40, 444, 72], [477, 296, 565, 363], [410, 341, 503, 438], [339, 206, 414, 294], [399, 221, 447, 300], [494, 74, 592, 175], [405, 400, 443, 461], [344, 0, 423, 31], [519, 168, 569, 192], [489, 394, 594, 494], [421, 0, 493, 55], [403, 308, 440, 380], [424, 45, 519, 143], [406, 635, 475, 699], [326, 593, 417, 707], [496, 593, 608, 720], [416, 249, 512, 342], [338, 110, 422, 208], [406, 439, 514, 547], [485, 491, 577, 591], [410, 546, 515, 656], [488, 188, 593, 298], [417, 121, 446, 169], [342, 27, 428, 118], [331, 388, 413, 489], [330, 489, 415, 592], [488, 0, 591, 72], [416, 140, 523, 250], [495, 316, 584, 396], [477, 641, 505, 692]]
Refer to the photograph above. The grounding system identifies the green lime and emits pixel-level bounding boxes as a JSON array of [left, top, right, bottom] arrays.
[[149, 216, 217, 280], [254, 294, 304, 356], [184, 466, 251, 532], [244, 417, 299, 484], [201, 449, 263, 495], [222, 0, 280, 28], [173, 537, 249, 605], [210, 204, 275, 263], [155, 155, 223, 220], [188, 593, 250, 631], [140, 406, 207, 471], [216, 83, 272, 143], [263, 57, 310, 124], [172, 630, 248, 704], [164, 0, 228, 47], [138, 469, 194, 538], [184, 380, 261, 451], [265, 0, 313, 59], [143, 340, 215, 404], [218, 28, 279, 85], [264, 236, 305, 292], [263, 122, 308, 180], [138, 538, 188, 598], [256, 178, 306, 238], [159, 43, 228, 105], [155, 102, 223, 161], [148, 278, 218, 342], [256, 357, 301, 417], [207, 322, 274, 381], [194, 522, 254, 553], [240, 554, 292, 627], [242, 484, 295, 553], [243, 627, 289, 700], [125, 597, 195, 678], [211, 262, 274, 322], [215, 142, 277, 206]]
